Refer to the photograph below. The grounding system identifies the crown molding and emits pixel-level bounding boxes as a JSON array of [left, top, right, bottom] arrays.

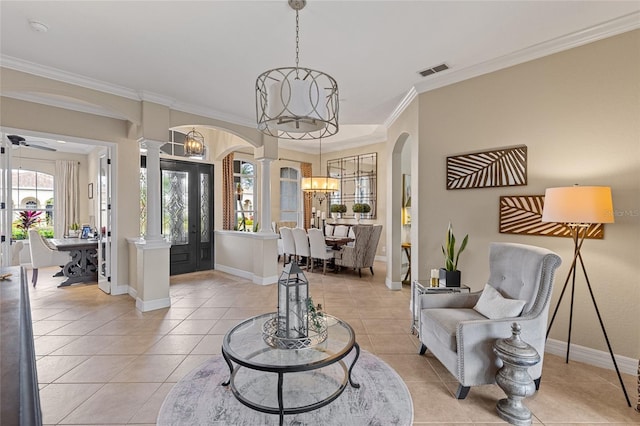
[[389, 11, 640, 130], [383, 87, 418, 129], [413, 12, 640, 95]]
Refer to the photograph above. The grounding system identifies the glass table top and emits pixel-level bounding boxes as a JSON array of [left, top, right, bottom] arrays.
[[222, 312, 355, 371]]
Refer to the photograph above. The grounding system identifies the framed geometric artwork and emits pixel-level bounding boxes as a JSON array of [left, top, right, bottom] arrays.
[[499, 195, 604, 239], [447, 145, 527, 190]]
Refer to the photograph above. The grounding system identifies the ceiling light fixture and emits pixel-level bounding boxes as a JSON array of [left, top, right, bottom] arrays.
[[256, 0, 339, 140], [301, 137, 339, 204], [184, 128, 205, 157]]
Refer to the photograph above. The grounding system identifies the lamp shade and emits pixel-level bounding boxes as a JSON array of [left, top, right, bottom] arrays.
[[301, 176, 340, 192], [541, 186, 614, 224]]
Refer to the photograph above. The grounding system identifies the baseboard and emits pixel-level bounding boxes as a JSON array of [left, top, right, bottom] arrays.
[[385, 277, 402, 291], [253, 274, 278, 285], [128, 286, 137, 299], [214, 264, 252, 281], [545, 338, 638, 375], [375, 255, 387, 262], [110, 284, 129, 296], [135, 297, 170, 312]]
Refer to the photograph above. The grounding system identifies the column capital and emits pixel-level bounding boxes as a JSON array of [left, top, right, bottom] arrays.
[[137, 138, 165, 150]]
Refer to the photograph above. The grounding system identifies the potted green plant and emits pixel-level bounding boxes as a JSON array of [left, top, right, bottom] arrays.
[[69, 222, 80, 238], [352, 203, 371, 223], [15, 210, 42, 239], [440, 222, 469, 287], [329, 204, 347, 220]]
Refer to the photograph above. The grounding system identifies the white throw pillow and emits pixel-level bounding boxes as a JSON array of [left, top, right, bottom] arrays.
[[473, 283, 526, 320]]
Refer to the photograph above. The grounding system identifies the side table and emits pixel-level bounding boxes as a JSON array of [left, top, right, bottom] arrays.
[[410, 280, 470, 335]]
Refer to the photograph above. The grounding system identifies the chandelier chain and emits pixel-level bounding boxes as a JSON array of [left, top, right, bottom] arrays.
[[295, 9, 300, 77]]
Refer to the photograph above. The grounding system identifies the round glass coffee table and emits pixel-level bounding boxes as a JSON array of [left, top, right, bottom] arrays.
[[221, 312, 360, 426]]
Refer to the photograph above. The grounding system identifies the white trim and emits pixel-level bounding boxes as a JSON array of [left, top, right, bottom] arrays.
[[2, 92, 131, 121], [375, 255, 387, 263], [388, 12, 640, 130], [135, 296, 171, 312], [545, 338, 638, 375], [128, 286, 137, 299], [215, 263, 252, 281], [110, 284, 129, 296], [253, 274, 278, 286], [385, 277, 402, 291], [384, 87, 418, 129]]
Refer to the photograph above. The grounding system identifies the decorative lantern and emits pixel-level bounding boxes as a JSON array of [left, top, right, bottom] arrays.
[[263, 262, 327, 349], [277, 262, 309, 340]]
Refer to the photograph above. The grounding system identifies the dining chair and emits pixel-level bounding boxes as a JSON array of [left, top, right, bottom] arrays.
[[292, 227, 310, 269], [308, 228, 334, 274], [333, 225, 349, 237], [280, 227, 296, 265], [27, 229, 71, 287]]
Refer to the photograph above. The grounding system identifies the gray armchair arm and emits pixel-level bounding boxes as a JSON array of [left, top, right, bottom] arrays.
[[418, 291, 481, 310]]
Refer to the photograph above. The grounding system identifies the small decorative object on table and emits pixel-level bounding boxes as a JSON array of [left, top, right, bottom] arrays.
[[330, 204, 347, 220], [493, 322, 540, 426], [263, 262, 327, 349], [440, 222, 468, 287]]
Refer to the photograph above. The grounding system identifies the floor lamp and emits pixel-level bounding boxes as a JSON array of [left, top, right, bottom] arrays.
[[542, 185, 631, 407]]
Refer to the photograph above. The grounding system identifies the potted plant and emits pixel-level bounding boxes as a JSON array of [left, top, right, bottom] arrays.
[[352, 203, 371, 223], [440, 222, 469, 287], [69, 222, 80, 238], [329, 204, 347, 220], [15, 210, 42, 239]]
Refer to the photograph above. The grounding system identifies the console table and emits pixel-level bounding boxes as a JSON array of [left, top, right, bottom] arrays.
[[221, 312, 360, 426]]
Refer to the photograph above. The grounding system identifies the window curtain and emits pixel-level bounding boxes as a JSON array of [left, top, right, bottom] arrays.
[[301, 162, 312, 230], [54, 160, 79, 238], [222, 152, 235, 230]]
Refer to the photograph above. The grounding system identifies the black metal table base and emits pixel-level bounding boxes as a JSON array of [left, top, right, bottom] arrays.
[[222, 342, 360, 426]]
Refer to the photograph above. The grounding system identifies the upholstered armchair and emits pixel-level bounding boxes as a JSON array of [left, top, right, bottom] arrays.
[[417, 242, 561, 399], [27, 229, 72, 287], [334, 225, 382, 277]]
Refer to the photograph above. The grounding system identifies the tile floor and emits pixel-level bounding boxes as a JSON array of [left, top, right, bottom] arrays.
[[29, 263, 639, 425]]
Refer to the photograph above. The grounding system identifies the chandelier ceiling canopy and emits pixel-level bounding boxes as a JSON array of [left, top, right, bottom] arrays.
[[256, 0, 339, 140]]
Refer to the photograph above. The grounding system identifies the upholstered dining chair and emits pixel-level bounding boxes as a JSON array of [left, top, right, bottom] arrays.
[[291, 227, 310, 270], [308, 228, 334, 274], [417, 242, 561, 399], [334, 225, 382, 277], [27, 229, 71, 287], [333, 225, 349, 238], [280, 227, 296, 265]]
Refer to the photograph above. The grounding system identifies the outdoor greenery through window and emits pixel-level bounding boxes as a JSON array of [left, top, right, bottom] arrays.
[[280, 167, 299, 223], [11, 169, 55, 239], [234, 160, 256, 232]]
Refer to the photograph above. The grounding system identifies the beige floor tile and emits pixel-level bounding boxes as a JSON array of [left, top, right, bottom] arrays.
[[55, 355, 137, 383], [208, 318, 242, 334], [168, 319, 216, 335], [46, 320, 110, 335], [169, 298, 208, 308], [407, 381, 474, 423], [128, 382, 175, 424], [34, 335, 81, 356], [185, 306, 229, 319], [191, 334, 224, 354], [39, 383, 103, 424], [95, 334, 163, 355], [143, 334, 205, 354], [222, 306, 272, 319], [32, 320, 73, 335], [31, 308, 69, 321], [166, 354, 214, 382], [370, 334, 420, 354], [110, 354, 185, 383], [37, 355, 89, 383], [378, 354, 441, 383], [363, 318, 412, 335], [60, 382, 161, 424]]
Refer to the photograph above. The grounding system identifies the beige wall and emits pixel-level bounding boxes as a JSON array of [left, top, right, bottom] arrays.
[[405, 30, 639, 359]]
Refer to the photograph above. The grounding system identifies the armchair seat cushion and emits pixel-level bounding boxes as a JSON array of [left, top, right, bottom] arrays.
[[422, 308, 487, 352]]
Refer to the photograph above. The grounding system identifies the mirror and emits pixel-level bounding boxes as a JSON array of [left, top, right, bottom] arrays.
[[327, 153, 377, 219]]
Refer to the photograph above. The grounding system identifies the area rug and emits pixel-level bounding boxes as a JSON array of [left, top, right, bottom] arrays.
[[157, 350, 413, 426]]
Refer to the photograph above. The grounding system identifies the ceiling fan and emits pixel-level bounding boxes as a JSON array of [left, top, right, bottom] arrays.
[[7, 134, 57, 151]]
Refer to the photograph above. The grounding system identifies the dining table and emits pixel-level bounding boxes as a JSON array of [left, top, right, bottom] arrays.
[[47, 238, 99, 287], [324, 236, 354, 249]]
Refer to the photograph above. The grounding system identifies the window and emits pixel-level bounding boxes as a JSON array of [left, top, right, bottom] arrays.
[[11, 169, 55, 239], [280, 167, 299, 223], [234, 160, 256, 231]]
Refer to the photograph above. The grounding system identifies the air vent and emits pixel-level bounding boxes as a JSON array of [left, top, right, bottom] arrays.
[[418, 63, 449, 77]]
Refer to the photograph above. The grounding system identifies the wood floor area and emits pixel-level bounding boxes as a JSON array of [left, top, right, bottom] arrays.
[[29, 263, 639, 425]]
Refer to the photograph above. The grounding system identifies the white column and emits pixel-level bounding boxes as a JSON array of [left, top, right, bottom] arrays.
[[257, 158, 273, 233], [139, 138, 164, 242]]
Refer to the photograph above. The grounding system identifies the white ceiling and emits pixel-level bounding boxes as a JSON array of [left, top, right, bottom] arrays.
[[1, 1, 639, 153]]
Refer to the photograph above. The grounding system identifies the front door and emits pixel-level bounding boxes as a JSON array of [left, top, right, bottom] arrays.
[[160, 159, 214, 275]]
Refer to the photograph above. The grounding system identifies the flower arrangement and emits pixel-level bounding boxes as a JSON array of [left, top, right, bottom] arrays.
[[330, 204, 347, 214]]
